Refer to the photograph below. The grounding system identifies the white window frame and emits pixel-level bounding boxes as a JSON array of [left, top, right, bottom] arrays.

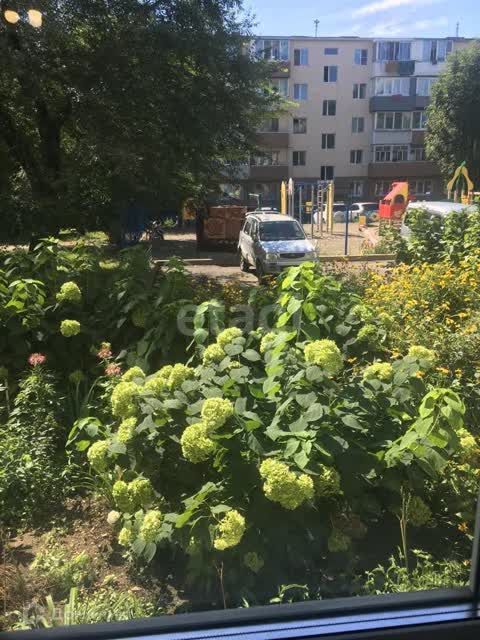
[[375, 180, 391, 195], [293, 117, 307, 134], [355, 48, 368, 65], [269, 78, 289, 98], [293, 150, 306, 166], [256, 38, 289, 61], [293, 83, 308, 100], [374, 145, 391, 162], [375, 112, 411, 130], [350, 149, 363, 164], [412, 110, 428, 130], [410, 179, 433, 195], [321, 133, 336, 150], [375, 40, 411, 61], [324, 65, 338, 82], [324, 47, 338, 55], [294, 47, 309, 66], [411, 146, 427, 161], [417, 77, 437, 97], [322, 99, 336, 116], [374, 77, 410, 96], [350, 181, 364, 196], [353, 83, 367, 99], [392, 145, 408, 162], [352, 117, 365, 133]]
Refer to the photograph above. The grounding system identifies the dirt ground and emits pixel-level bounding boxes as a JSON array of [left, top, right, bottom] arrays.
[[153, 223, 380, 283]]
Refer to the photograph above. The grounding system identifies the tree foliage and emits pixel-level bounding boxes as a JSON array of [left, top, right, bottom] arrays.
[[0, 0, 277, 237], [426, 42, 480, 186]]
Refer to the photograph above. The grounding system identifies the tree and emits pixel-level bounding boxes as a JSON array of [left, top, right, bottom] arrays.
[[0, 0, 277, 238], [426, 42, 480, 189]]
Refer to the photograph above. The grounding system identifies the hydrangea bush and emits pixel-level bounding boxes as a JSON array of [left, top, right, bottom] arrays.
[[78, 318, 466, 598]]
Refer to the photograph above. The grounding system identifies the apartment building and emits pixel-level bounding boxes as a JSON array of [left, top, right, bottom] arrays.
[[228, 35, 473, 208]]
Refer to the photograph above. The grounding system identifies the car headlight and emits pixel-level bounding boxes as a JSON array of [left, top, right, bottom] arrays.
[[265, 252, 279, 263]]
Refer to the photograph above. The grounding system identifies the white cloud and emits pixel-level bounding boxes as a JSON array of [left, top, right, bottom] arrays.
[[353, 0, 441, 18]]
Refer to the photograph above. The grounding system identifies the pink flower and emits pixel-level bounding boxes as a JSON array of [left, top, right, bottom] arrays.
[[105, 363, 122, 377], [97, 342, 113, 360], [28, 353, 46, 367]]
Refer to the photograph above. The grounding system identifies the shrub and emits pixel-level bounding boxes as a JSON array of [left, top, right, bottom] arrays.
[[30, 546, 94, 598]]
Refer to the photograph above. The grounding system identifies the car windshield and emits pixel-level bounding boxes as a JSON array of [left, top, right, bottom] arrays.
[[363, 203, 379, 212], [259, 220, 306, 241]]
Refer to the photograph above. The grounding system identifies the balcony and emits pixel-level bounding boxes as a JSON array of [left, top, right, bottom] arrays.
[[270, 60, 290, 78], [373, 60, 415, 77], [368, 161, 440, 178], [249, 164, 289, 180], [255, 131, 289, 147]]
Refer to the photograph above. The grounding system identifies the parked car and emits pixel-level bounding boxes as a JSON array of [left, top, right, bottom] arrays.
[[313, 203, 348, 224], [238, 213, 317, 279], [350, 202, 380, 222], [400, 201, 476, 239]]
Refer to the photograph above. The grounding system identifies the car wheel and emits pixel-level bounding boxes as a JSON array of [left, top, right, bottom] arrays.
[[240, 252, 250, 273]]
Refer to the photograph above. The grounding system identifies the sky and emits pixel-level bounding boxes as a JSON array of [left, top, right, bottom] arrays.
[[245, 0, 478, 39]]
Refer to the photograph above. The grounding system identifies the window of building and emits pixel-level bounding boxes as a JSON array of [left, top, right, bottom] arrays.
[[255, 38, 289, 61], [412, 110, 428, 129], [374, 77, 410, 96], [353, 83, 367, 99], [320, 165, 335, 180], [322, 99, 336, 115], [412, 146, 427, 161], [350, 149, 363, 164], [374, 40, 411, 61], [293, 150, 306, 166], [375, 180, 391, 195], [349, 181, 364, 196], [321, 133, 335, 149], [410, 179, 433, 194], [352, 116, 365, 133], [423, 39, 453, 63], [392, 144, 408, 161], [293, 83, 308, 100], [375, 111, 411, 130], [251, 150, 280, 166], [324, 65, 338, 82], [294, 48, 309, 66], [354, 48, 368, 65], [374, 145, 391, 162], [269, 78, 289, 97], [259, 117, 279, 132], [417, 77, 437, 96], [293, 117, 307, 134], [324, 47, 338, 55]]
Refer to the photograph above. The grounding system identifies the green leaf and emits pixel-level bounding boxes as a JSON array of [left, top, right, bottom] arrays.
[[294, 450, 309, 469], [284, 439, 300, 457], [211, 504, 232, 514], [132, 538, 146, 556], [75, 440, 91, 452], [144, 542, 157, 562], [304, 403, 324, 423], [302, 301, 316, 321], [341, 414, 363, 430], [290, 417, 308, 433], [243, 349, 261, 362], [306, 366, 323, 382], [296, 392, 316, 408], [194, 328, 209, 344], [224, 343, 244, 356]]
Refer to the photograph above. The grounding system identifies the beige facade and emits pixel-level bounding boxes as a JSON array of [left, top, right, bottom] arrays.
[[232, 35, 474, 208]]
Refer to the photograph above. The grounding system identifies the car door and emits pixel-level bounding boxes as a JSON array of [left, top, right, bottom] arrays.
[[240, 218, 253, 263], [248, 219, 260, 264]]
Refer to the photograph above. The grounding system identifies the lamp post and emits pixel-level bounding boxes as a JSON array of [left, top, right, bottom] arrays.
[[2, 3, 42, 27]]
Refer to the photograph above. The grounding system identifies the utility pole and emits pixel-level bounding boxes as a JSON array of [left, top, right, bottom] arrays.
[[314, 19, 319, 38]]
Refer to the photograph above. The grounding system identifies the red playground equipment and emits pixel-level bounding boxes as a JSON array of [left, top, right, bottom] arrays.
[[378, 182, 411, 227]]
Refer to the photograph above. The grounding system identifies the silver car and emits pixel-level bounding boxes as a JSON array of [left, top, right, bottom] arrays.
[[238, 213, 317, 279]]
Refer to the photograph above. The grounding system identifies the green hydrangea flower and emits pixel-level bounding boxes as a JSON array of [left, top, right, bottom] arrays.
[[107, 510, 121, 525], [99, 260, 120, 271], [117, 417, 137, 444], [112, 480, 134, 512], [228, 360, 241, 370], [408, 346, 436, 369], [217, 327, 243, 349], [129, 478, 154, 508], [132, 306, 148, 328], [260, 332, 276, 354], [60, 319, 81, 337], [121, 366, 145, 383], [408, 496, 431, 527], [304, 339, 343, 376], [87, 440, 110, 471], [111, 381, 139, 418], [351, 304, 374, 321], [203, 343, 225, 365], [201, 397, 234, 432], [259, 459, 314, 510], [69, 370, 85, 384], [315, 466, 342, 498], [357, 324, 377, 343], [168, 364, 195, 389], [144, 365, 173, 396], [56, 281, 82, 304], [118, 527, 134, 547], [378, 312, 394, 328], [213, 510, 246, 551], [458, 428, 480, 465], [363, 362, 394, 382], [328, 530, 351, 553], [140, 510, 162, 543], [244, 552, 264, 573], [181, 423, 216, 463]]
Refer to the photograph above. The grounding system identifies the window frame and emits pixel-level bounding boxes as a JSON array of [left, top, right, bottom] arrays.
[[353, 83, 367, 99], [374, 77, 410, 96], [293, 47, 309, 66], [292, 150, 306, 166], [322, 99, 336, 116], [416, 77, 437, 97], [321, 133, 336, 150], [293, 83, 308, 100], [323, 65, 338, 83], [352, 116, 365, 133], [324, 47, 338, 55], [320, 165, 335, 180], [350, 149, 363, 164], [354, 48, 368, 65], [293, 117, 307, 134]]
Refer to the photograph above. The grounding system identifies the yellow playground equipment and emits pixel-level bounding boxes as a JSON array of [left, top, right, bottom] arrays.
[[447, 162, 474, 204]]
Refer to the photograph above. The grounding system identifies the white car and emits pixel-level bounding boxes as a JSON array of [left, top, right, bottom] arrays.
[[350, 202, 380, 222], [238, 213, 317, 279], [400, 201, 476, 238]]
